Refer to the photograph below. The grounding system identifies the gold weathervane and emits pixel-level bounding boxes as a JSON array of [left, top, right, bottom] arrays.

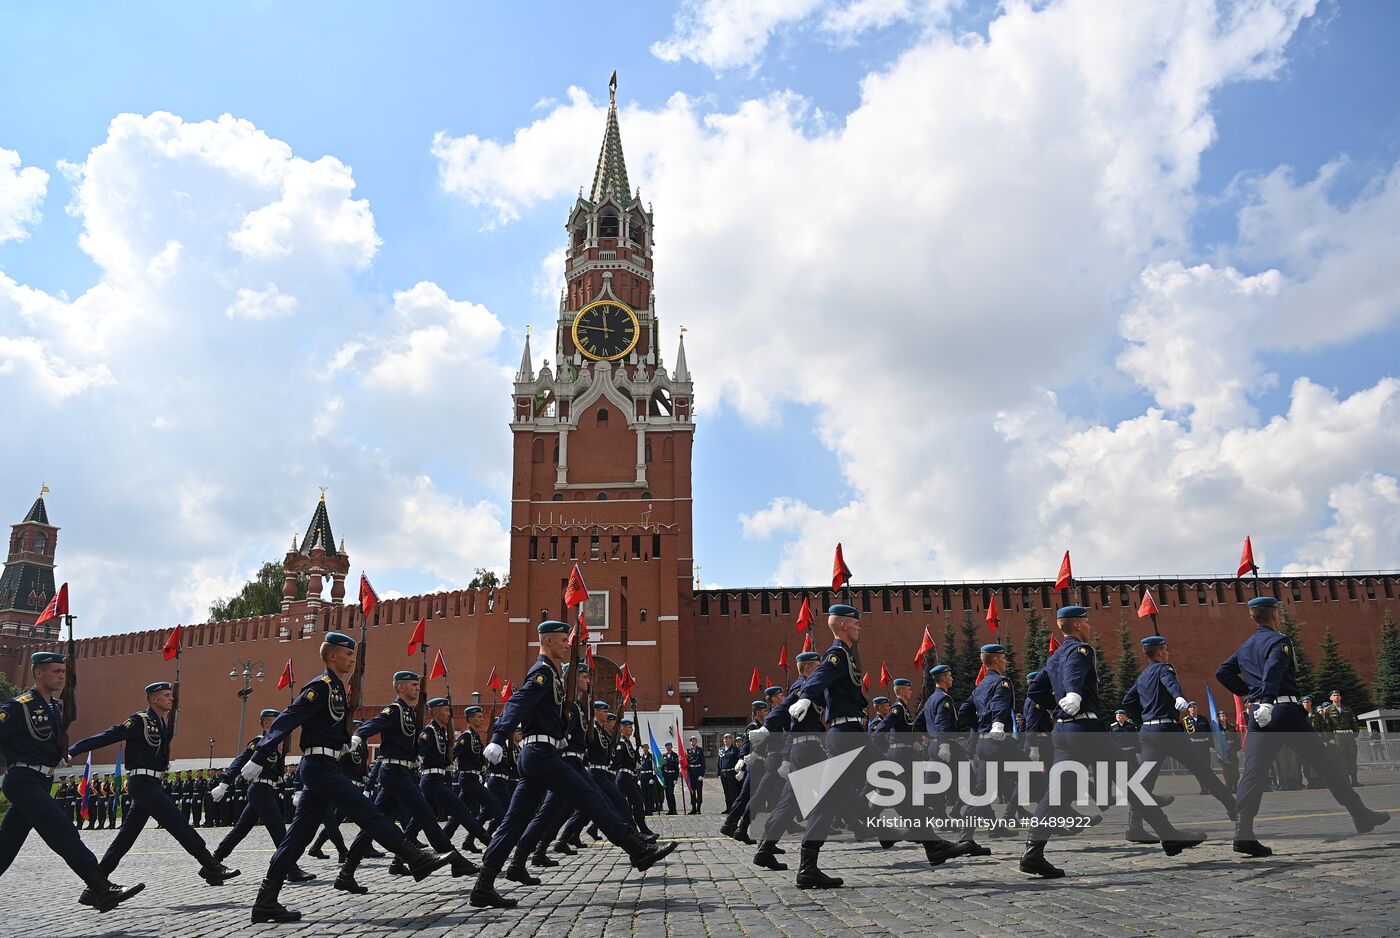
[[319, 485, 328, 502]]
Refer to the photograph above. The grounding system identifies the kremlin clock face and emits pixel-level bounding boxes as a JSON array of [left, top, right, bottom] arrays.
[[572, 300, 640, 361]]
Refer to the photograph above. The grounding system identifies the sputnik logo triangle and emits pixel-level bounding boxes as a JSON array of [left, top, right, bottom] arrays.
[[789, 746, 864, 818]]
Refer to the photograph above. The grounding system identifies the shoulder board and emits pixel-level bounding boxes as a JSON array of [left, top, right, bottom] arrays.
[[17, 693, 32, 703], [420, 730, 431, 739], [1165, 665, 1175, 672], [318, 675, 332, 684], [123, 718, 135, 729], [1078, 646, 1089, 655], [1001, 680, 1010, 687], [533, 673, 546, 685], [381, 707, 393, 715]]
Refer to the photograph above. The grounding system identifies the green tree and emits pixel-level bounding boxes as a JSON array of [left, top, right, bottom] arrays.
[[1093, 634, 1120, 712], [1000, 632, 1022, 699], [1375, 610, 1400, 709], [1278, 609, 1316, 696], [1115, 615, 1141, 702], [939, 614, 957, 671], [1315, 625, 1374, 714], [956, 610, 982, 696], [0, 671, 21, 700], [1022, 610, 1048, 676], [469, 568, 503, 590], [209, 562, 308, 622]]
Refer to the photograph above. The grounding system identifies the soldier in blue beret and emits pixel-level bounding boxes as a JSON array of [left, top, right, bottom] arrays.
[[241, 631, 454, 922], [719, 698, 771, 844], [469, 621, 675, 907], [1217, 596, 1388, 856], [783, 603, 868, 887], [958, 644, 1024, 853], [551, 702, 646, 853], [69, 680, 240, 887], [407, 696, 493, 871], [748, 649, 826, 869], [334, 671, 478, 893], [1023, 607, 1204, 877], [444, 703, 505, 852], [1120, 635, 1233, 843], [609, 715, 657, 839], [717, 731, 741, 811], [0, 652, 145, 912], [207, 706, 314, 882]]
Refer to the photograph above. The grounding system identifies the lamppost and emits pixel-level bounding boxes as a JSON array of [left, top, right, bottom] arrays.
[[208, 737, 215, 769], [229, 659, 265, 751]]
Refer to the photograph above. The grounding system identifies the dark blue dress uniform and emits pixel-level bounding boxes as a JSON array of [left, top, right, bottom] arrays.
[[1122, 638, 1235, 820], [452, 708, 505, 825], [407, 703, 490, 855], [67, 692, 226, 880], [754, 668, 829, 851], [720, 707, 769, 838], [661, 749, 681, 813], [717, 739, 740, 810], [555, 705, 637, 845], [961, 659, 1023, 835], [211, 711, 306, 870], [796, 627, 871, 847], [340, 682, 473, 883], [1216, 598, 1382, 845], [0, 665, 136, 907], [484, 734, 519, 815], [686, 743, 706, 813], [477, 632, 665, 885], [610, 725, 656, 835]]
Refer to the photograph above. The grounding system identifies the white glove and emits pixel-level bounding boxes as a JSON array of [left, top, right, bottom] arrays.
[[483, 742, 504, 765], [293, 790, 304, 807], [58, 756, 70, 768], [735, 761, 746, 781], [788, 698, 813, 722], [1174, 696, 1189, 713], [240, 759, 262, 782], [1058, 692, 1082, 716], [1253, 703, 1274, 728], [748, 726, 769, 742], [210, 782, 229, 802], [350, 735, 365, 754], [777, 761, 790, 779], [937, 743, 951, 762], [989, 721, 1007, 741]]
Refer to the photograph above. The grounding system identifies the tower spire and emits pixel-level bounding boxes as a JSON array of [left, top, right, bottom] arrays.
[[591, 72, 631, 204], [517, 327, 535, 382], [674, 327, 691, 383]]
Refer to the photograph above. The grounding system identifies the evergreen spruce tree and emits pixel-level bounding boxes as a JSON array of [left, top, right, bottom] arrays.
[[939, 613, 958, 676], [1093, 634, 1121, 712], [956, 610, 982, 696], [1001, 632, 1022, 698], [1023, 610, 1048, 676], [1375, 610, 1400, 710], [1115, 615, 1141, 701], [1315, 625, 1374, 714], [1278, 609, 1317, 697]]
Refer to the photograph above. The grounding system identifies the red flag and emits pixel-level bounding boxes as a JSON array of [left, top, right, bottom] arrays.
[[407, 616, 427, 656], [832, 543, 852, 592], [499, 679, 513, 702], [986, 595, 1000, 633], [1054, 550, 1072, 591], [675, 725, 691, 790], [914, 627, 935, 666], [778, 645, 790, 672], [617, 664, 636, 707], [764, 675, 772, 692], [429, 650, 447, 680], [487, 666, 501, 692], [277, 659, 293, 690], [879, 661, 892, 686], [359, 573, 379, 618], [585, 643, 595, 670], [1137, 589, 1158, 619], [161, 624, 183, 661], [36, 582, 69, 626], [565, 564, 589, 608], [975, 663, 987, 686], [861, 671, 870, 690], [749, 667, 761, 696], [1048, 630, 1061, 657], [802, 631, 814, 653], [795, 596, 813, 632], [1234, 693, 1248, 749], [568, 609, 591, 646], [1237, 536, 1256, 578]]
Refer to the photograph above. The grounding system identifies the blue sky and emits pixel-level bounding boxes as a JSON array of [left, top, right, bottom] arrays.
[[3, 1, 1400, 634]]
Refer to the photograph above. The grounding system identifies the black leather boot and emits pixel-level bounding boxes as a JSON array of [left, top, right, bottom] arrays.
[[397, 843, 454, 882], [250, 878, 302, 923], [531, 844, 560, 867], [753, 841, 788, 870], [1160, 828, 1207, 856], [1354, 809, 1390, 834], [79, 881, 145, 914], [334, 853, 367, 894], [624, 831, 678, 872], [795, 843, 843, 889], [1018, 839, 1064, 878], [286, 865, 316, 883], [504, 849, 542, 885], [469, 868, 518, 909], [198, 862, 240, 886], [924, 838, 972, 866]]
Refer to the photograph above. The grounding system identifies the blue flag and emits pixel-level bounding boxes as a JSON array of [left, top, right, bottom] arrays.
[[1204, 684, 1227, 754], [113, 745, 123, 789], [646, 726, 665, 784]]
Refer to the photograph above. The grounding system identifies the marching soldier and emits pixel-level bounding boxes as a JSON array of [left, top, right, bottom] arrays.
[[409, 697, 492, 872], [306, 724, 365, 863], [485, 728, 521, 822], [334, 672, 478, 894], [1022, 606, 1204, 878], [444, 705, 503, 851], [0, 651, 145, 912], [960, 645, 1025, 847], [718, 697, 772, 844], [1183, 702, 1216, 794], [611, 717, 657, 838], [469, 620, 677, 908], [1121, 636, 1235, 843], [553, 703, 647, 856], [207, 709, 314, 881], [717, 733, 740, 811], [1327, 690, 1362, 786], [749, 652, 820, 871], [67, 681, 240, 886], [686, 735, 705, 814], [1216, 598, 1388, 857], [242, 632, 454, 923]]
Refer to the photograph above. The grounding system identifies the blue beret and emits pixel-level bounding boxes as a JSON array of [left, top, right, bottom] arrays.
[[427, 697, 450, 708], [31, 651, 65, 665], [1140, 636, 1167, 648], [259, 708, 279, 719], [1025, 670, 1039, 681], [145, 681, 172, 694], [751, 700, 768, 710], [593, 700, 609, 710], [463, 705, 483, 716], [1056, 605, 1088, 619], [1246, 596, 1278, 609], [606, 712, 617, 720], [1188, 701, 1198, 707], [325, 631, 357, 649], [392, 670, 419, 682], [764, 686, 784, 696], [537, 619, 570, 634], [928, 664, 951, 676], [872, 696, 890, 705], [1114, 709, 1126, 715], [828, 603, 860, 619], [980, 643, 1005, 655], [892, 678, 912, 687], [796, 651, 820, 663]]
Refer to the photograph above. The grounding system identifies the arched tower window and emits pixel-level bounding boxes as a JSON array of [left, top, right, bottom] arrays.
[[599, 214, 619, 238], [596, 492, 608, 501], [33, 533, 46, 552], [552, 493, 564, 502], [597, 407, 609, 425]]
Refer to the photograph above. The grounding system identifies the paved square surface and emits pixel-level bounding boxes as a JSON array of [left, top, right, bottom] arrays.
[[7, 772, 1399, 937]]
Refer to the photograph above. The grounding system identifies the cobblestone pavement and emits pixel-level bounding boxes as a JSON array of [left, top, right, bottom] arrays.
[[8, 771, 1400, 937]]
